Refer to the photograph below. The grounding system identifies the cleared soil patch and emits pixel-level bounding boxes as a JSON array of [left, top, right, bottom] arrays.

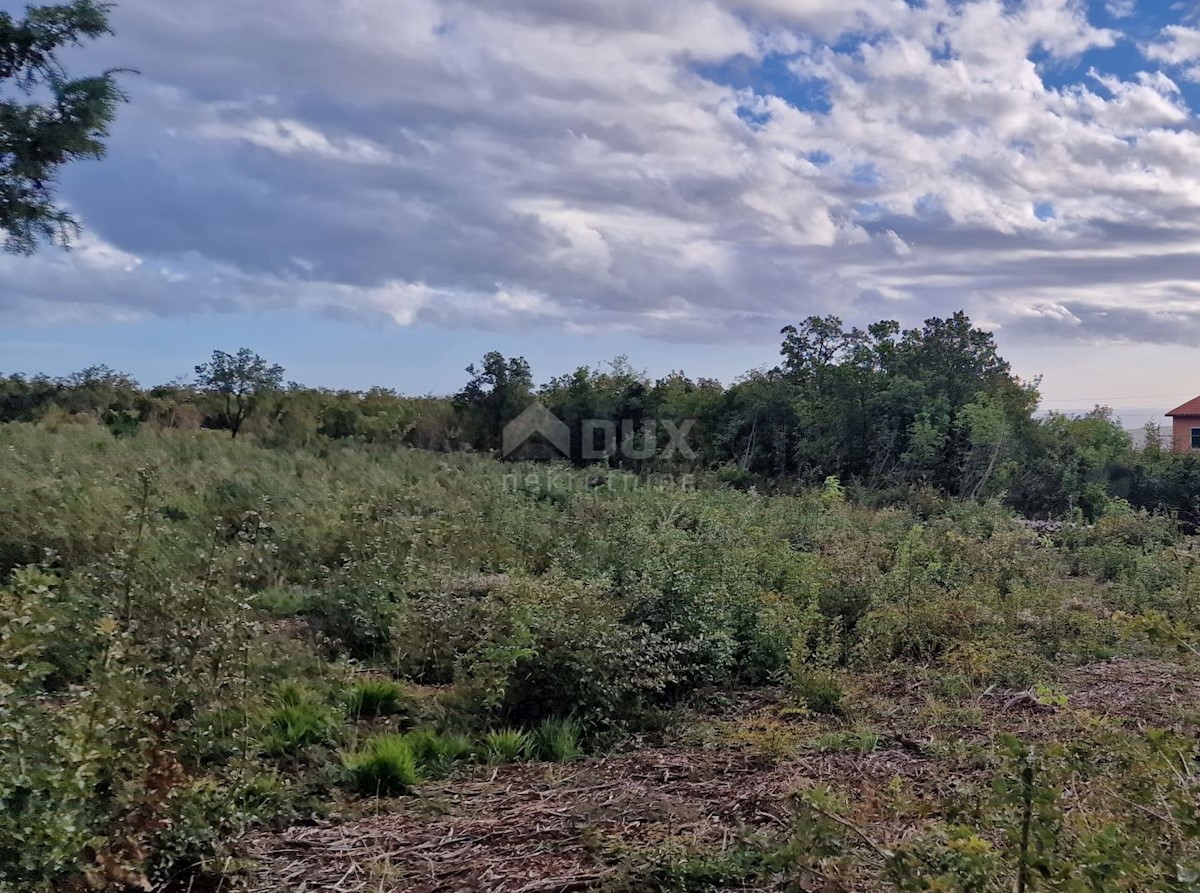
[[1062, 657, 1200, 727], [235, 658, 1199, 893], [238, 748, 800, 892]]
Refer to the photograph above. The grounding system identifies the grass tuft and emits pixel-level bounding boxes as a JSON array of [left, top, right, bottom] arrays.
[[531, 717, 582, 762], [405, 729, 475, 777], [483, 728, 529, 764], [346, 677, 413, 719], [791, 669, 845, 716], [343, 734, 422, 795], [261, 686, 337, 755]]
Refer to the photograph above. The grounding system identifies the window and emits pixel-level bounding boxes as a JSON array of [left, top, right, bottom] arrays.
[[1191, 428, 1200, 450]]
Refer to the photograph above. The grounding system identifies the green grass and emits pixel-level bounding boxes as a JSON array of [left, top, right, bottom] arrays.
[[531, 717, 582, 762], [256, 585, 316, 617], [346, 678, 413, 719], [605, 840, 778, 892], [483, 728, 530, 764], [791, 669, 845, 716], [405, 729, 475, 777], [343, 734, 422, 796], [815, 728, 882, 754], [261, 701, 337, 756]]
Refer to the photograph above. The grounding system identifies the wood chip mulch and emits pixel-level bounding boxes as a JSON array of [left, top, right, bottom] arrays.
[[235, 743, 933, 893], [1063, 657, 1200, 727], [233, 659, 1198, 892]]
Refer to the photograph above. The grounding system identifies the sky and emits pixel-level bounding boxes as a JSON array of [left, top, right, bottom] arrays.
[[4, 0, 1200, 422]]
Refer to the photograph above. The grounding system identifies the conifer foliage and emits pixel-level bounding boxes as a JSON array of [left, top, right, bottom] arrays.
[[0, 1, 126, 253]]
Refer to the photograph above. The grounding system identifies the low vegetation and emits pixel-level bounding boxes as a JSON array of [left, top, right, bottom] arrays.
[[3, 318, 1200, 890]]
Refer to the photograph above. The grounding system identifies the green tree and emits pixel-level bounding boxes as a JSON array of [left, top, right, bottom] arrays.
[[957, 393, 1016, 499], [715, 370, 799, 479], [893, 313, 1026, 492], [0, 1, 128, 253], [766, 312, 1037, 493], [1012, 407, 1132, 518], [0, 372, 58, 421], [1141, 420, 1164, 457], [454, 351, 533, 452], [539, 358, 655, 467], [193, 348, 285, 439], [55, 363, 140, 434]]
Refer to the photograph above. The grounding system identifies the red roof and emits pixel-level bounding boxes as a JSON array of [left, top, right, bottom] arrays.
[[1167, 396, 1200, 417]]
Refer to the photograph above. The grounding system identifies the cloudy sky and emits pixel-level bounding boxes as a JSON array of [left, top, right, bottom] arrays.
[[4, 0, 1200, 419]]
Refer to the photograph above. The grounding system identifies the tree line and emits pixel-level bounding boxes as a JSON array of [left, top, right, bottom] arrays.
[[2, 313, 1197, 523], [0, 8, 1192, 524]]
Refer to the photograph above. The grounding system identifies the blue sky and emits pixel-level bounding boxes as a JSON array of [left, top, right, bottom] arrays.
[[5, 0, 1200, 418]]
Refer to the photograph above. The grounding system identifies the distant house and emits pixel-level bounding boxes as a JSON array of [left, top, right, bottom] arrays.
[[1166, 397, 1200, 453]]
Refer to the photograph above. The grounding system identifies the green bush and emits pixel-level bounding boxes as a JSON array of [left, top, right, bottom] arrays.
[[395, 573, 683, 731]]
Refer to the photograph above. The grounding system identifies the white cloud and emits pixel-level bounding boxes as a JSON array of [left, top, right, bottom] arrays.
[[9, 0, 1200, 349], [193, 116, 397, 165], [1106, 0, 1136, 19], [1145, 25, 1200, 81]]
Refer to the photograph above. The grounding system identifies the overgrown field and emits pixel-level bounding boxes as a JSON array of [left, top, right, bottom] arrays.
[[2, 424, 1200, 891]]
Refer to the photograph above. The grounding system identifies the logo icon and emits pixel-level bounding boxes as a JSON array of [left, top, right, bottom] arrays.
[[502, 402, 571, 458]]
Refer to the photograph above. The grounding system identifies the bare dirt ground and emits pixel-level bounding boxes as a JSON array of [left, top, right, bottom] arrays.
[[232, 658, 1199, 893]]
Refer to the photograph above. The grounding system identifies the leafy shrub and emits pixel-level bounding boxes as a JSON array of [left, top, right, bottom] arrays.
[[787, 619, 846, 715], [343, 735, 422, 796], [942, 641, 1043, 689], [149, 768, 300, 884], [181, 706, 253, 765], [396, 574, 683, 731], [788, 730, 1200, 891]]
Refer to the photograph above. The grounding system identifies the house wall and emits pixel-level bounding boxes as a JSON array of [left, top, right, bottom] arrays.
[[1172, 416, 1200, 453]]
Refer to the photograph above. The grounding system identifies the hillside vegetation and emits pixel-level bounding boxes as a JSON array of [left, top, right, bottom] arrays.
[[7, 314, 1200, 525], [3, 422, 1200, 891]]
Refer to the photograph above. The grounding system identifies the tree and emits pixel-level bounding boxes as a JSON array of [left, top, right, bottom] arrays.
[[453, 351, 533, 452], [539, 357, 656, 466], [779, 315, 858, 383], [0, 1, 128, 253], [896, 312, 1011, 413], [194, 349, 284, 439]]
